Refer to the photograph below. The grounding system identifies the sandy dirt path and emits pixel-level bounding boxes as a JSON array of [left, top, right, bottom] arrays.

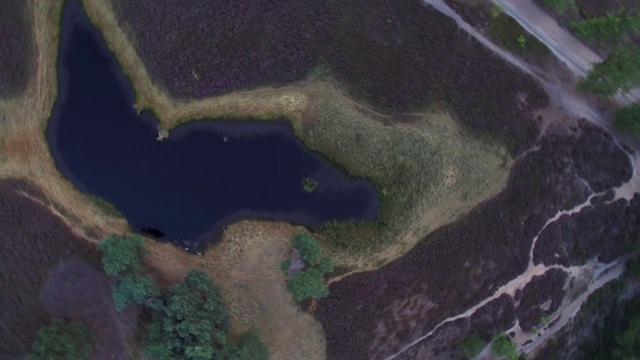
[[421, 0, 604, 124], [386, 148, 640, 359], [491, 0, 640, 104]]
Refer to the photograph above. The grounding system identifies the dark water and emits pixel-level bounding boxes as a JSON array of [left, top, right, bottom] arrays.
[[47, 2, 378, 248]]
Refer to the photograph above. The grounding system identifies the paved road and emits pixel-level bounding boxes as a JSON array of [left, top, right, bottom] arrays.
[[492, 0, 640, 104]]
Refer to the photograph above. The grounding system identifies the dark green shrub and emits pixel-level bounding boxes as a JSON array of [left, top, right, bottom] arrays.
[[456, 334, 485, 359], [291, 232, 322, 265], [27, 319, 92, 360], [286, 268, 329, 301], [112, 273, 159, 311], [491, 334, 518, 360], [614, 102, 640, 140], [97, 234, 145, 276]]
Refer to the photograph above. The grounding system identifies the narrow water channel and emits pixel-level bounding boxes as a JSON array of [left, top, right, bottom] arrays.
[[47, 2, 379, 247]]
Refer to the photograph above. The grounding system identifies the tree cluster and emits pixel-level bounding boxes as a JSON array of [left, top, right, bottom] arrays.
[[98, 234, 270, 359], [98, 234, 159, 311], [27, 319, 92, 360], [578, 45, 640, 96], [573, 7, 640, 97], [144, 269, 269, 360], [543, 0, 577, 14], [282, 232, 334, 301], [572, 11, 640, 44]]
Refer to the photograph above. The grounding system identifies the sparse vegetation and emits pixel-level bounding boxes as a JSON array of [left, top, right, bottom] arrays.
[[490, 4, 503, 18], [456, 334, 485, 359], [542, 0, 577, 14], [87, 194, 122, 217], [488, 14, 550, 57], [491, 333, 518, 360], [302, 177, 317, 193], [27, 319, 92, 360], [111, 272, 159, 311]]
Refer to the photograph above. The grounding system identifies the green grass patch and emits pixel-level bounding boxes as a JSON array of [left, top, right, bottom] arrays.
[[297, 95, 507, 267], [488, 14, 551, 58], [87, 194, 122, 217]]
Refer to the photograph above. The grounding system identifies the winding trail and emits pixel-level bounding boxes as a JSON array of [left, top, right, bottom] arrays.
[[385, 148, 640, 359], [380, 2, 640, 358]]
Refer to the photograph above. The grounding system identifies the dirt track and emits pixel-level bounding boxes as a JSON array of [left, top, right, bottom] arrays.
[[490, 0, 640, 104]]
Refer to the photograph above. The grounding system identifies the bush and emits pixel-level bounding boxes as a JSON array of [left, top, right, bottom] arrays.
[[112, 273, 160, 311], [291, 232, 322, 265], [614, 102, 640, 140], [317, 256, 335, 274], [572, 11, 640, 44], [286, 268, 329, 301], [97, 234, 145, 276], [456, 334, 485, 359], [491, 334, 518, 360], [27, 319, 92, 360], [144, 269, 270, 359]]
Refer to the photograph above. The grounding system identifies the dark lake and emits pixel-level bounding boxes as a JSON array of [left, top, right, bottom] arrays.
[[47, 2, 379, 249]]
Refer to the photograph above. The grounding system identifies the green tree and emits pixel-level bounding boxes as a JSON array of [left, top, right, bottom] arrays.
[[144, 269, 231, 359], [112, 273, 160, 311], [291, 232, 322, 265], [578, 45, 640, 96], [491, 334, 518, 360], [317, 256, 335, 274], [456, 334, 485, 359], [613, 316, 640, 358], [27, 319, 92, 360], [614, 102, 640, 140], [97, 234, 145, 276], [572, 11, 640, 43], [286, 268, 329, 301]]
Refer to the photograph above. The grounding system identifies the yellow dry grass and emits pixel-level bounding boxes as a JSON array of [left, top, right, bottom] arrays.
[[0, 1, 512, 358], [144, 221, 326, 360], [0, 0, 129, 238]]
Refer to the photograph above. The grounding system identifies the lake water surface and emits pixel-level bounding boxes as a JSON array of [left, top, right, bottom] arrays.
[[47, 2, 379, 248]]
